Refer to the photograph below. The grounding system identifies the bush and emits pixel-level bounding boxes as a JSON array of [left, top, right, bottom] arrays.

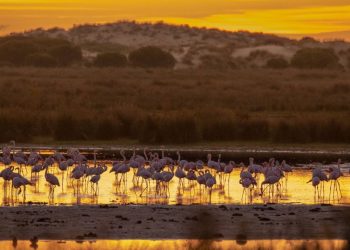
[[93, 52, 127, 67], [129, 46, 176, 68], [0, 36, 83, 67], [48, 44, 82, 66], [0, 40, 39, 66], [291, 48, 340, 69], [199, 54, 237, 70], [266, 57, 289, 69], [26, 53, 57, 67]]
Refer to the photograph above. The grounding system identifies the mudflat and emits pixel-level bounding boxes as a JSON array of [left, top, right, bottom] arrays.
[[1, 204, 349, 240]]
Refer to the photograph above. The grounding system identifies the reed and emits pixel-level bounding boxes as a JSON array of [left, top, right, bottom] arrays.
[[0, 67, 349, 144]]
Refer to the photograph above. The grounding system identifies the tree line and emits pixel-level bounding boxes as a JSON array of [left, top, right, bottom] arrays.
[[0, 35, 346, 69], [0, 36, 176, 68]]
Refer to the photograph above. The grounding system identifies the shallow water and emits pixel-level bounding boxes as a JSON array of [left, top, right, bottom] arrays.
[[1, 163, 350, 206], [1, 239, 348, 250]]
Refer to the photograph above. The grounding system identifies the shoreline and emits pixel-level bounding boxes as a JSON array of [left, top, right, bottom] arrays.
[[2, 143, 350, 163], [1, 204, 350, 240]]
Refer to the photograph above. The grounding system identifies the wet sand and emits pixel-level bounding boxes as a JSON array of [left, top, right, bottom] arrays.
[[1, 204, 350, 240]]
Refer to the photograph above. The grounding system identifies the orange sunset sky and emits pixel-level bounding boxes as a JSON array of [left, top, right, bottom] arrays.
[[1, 0, 350, 40]]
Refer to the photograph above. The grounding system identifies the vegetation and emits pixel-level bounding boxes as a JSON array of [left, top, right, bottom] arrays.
[[291, 48, 340, 69], [0, 68, 349, 144], [129, 46, 176, 68], [48, 44, 82, 66], [266, 57, 289, 69], [25, 53, 57, 67], [0, 36, 82, 67], [93, 52, 127, 67]]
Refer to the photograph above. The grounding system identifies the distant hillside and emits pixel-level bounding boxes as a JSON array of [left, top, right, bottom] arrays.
[[11, 21, 350, 69], [285, 30, 350, 42]]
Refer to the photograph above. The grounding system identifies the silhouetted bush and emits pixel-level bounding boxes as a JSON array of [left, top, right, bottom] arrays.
[[291, 48, 340, 69], [266, 57, 289, 69], [26, 53, 57, 67], [0, 40, 39, 66], [0, 36, 83, 67], [48, 44, 82, 66], [129, 46, 176, 68], [93, 52, 127, 67], [199, 54, 237, 70]]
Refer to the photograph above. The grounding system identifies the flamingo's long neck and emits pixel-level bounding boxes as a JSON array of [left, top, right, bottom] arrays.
[[144, 149, 148, 161], [208, 154, 212, 162], [122, 152, 126, 163], [94, 151, 97, 167], [240, 164, 245, 174]]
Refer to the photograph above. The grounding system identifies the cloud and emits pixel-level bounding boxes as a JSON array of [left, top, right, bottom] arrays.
[[0, 0, 350, 38]]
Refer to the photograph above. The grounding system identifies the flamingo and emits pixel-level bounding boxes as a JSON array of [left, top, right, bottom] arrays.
[[312, 166, 328, 197], [13, 154, 27, 175], [31, 164, 43, 179], [71, 164, 85, 194], [260, 175, 281, 197], [138, 166, 152, 197], [205, 173, 216, 203], [328, 159, 343, 199], [175, 164, 186, 191], [240, 177, 256, 203], [90, 174, 100, 195], [196, 171, 206, 194], [224, 161, 235, 186], [161, 165, 174, 197], [44, 166, 60, 199], [12, 175, 32, 201], [307, 176, 321, 201]]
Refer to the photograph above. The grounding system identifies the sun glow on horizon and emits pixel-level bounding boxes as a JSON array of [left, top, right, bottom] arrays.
[[0, 0, 350, 40]]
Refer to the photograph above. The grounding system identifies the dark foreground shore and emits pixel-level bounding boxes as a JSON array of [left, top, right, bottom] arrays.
[[0, 204, 350, 241]]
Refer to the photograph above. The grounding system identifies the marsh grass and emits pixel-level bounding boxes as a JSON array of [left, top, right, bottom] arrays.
[[0, 67, 349, 144]]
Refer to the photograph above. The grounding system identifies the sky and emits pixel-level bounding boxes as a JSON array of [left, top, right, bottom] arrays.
[[1, 0, 350, 40]]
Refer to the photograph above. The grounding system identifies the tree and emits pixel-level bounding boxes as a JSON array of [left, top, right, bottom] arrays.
[[93, 52, 127, 67], [26, 53, 57, 67], [129, 46, 176, 68], [266, 57, 289, 69], [291, 48, 340, 69]]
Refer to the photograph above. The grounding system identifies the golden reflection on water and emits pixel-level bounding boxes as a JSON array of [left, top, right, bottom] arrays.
[[0, 239, 348, 250], [1, 163, 350, 206]]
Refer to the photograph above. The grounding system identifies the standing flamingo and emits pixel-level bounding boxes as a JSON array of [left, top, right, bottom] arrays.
[[328, 159, 343, 200], [45, 166, 60, 199], [90, 174, 100, 195]]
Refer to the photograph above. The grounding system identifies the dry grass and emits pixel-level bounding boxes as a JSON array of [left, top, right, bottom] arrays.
[[0, 67, 349, 144]]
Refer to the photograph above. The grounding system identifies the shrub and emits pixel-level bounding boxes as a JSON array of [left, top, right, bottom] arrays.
[[48, 44, 82, 66], [0, 40, 39, 66], [199, 54, 237, 70], [291, 48, 340, 69], [26, 53, 57, 67], [266, 57, 289, 69], [0, 36, 83, 67], [129, 46, 176, 68], [93, 52, 127, 67]]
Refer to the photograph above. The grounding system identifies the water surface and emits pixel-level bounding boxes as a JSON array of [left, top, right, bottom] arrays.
[[2, 163, 349, 206], [1, 239, 348, 250]]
